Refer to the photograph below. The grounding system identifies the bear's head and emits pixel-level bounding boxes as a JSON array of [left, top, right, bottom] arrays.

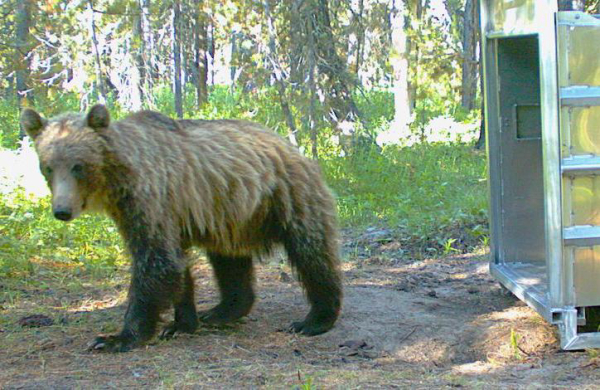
[[20, 105, 111, 222]]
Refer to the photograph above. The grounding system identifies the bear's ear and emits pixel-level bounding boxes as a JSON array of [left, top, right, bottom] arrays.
[[20, 109, 47, 140], [86, 104, 110, 130]]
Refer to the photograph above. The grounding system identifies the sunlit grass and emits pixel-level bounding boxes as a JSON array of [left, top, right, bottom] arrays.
[[321, 142, 488, 254], [0, 191, 126, 278]]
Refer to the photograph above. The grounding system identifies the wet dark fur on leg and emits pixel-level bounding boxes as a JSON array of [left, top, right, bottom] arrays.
[[160, 267, 199, 339], [283, 221, 342, 335], [198, 253, 255, 325], [89, 191, 191, 352]]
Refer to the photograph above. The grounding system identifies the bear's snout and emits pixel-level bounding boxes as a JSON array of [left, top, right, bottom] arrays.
[[53, 207, 73, 221], [50, 171, 83, 222]]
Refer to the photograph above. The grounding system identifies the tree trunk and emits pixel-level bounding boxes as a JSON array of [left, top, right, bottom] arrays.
[[88, 0, 107, 104], [131, 9, 145, 111], [354, 0, 365, 77], [140, 0, 156, 82], [230, 32, 238, 92], [476, 72, 486, 150], [461, 0, 478, 111], [15, 0, 34, 108], [182, 24, 191, 87], [307, 10, 319, 160], [172, 0, 183, 119], [313, 0, 362, 126], [208, 17, 216, 86], [193, 0, 208, 108], [264, 0, 298, 140], [5, 74, 15, 101], [475, 2, 485, 150], [289, 0, 303, 87], [410, 0, 425, 116], [390, 0, 411, 135]]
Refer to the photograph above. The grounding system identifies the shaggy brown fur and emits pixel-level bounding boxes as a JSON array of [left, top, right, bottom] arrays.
[[20, 105, 342, 352]]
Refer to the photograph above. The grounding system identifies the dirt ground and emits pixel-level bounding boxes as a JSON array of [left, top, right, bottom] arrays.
[[2, 230, 600, 389]]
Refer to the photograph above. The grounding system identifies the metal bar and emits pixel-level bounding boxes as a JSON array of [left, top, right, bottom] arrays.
[[558, 11, 600, 26], [542, 8, 567, 311], [563, 333, 600, 350], [561, 308, 600, 350], [561, 87, 600, 107], [562, 156, 600, 175], [490, 263, 552, 322], [480, 1, 504, 266], [564, 226, 600, 246], [486, 30, 540, 39]]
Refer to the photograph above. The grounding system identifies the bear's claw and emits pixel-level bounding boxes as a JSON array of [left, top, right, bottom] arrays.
[[87, 334, 137, 353], [159, 323, 179, 340], [289, 310, 337, 336], [289, 320, 332, 336], [159, 321, 197, 340]]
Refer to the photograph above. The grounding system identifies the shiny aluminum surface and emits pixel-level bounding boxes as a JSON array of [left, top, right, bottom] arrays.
[[561, 107, 600, 156], [558, 13, 600, 87], [558, 12, 600, 308], [573, 247, 600, 307]]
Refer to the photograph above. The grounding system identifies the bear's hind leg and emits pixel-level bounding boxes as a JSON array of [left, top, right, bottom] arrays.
[[284, 226, 342, 336], [199, 252, 255, 325], [160, 266, 199, 339]]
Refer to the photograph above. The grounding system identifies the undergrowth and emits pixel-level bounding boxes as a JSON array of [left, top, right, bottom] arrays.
[[323, 143, 487, 256], [0, 192, 126, 278]]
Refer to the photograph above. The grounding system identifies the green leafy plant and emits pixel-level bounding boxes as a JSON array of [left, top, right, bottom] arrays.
[[442, 238, 458, 255], [510, 328, 522, 360], [296, 371, 315, 390], [0, 189, 124, 278]]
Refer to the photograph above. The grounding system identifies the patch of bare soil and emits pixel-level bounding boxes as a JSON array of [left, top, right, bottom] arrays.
[[1, 232, 600, 389]]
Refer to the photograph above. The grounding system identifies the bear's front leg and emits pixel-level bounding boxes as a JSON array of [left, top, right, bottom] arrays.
[[89, 240, 183, 352], [159, 266, 199, 339], [88, 286, 162, 352]]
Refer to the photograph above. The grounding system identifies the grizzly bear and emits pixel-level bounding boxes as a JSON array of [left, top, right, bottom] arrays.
[[20, 105, 342, 352]]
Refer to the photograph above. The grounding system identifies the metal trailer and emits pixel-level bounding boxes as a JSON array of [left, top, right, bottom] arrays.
[[480, 1, 600, 349]]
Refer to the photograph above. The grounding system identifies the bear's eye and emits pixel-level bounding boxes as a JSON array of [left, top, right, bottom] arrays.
[[71, 164, 85, 178]]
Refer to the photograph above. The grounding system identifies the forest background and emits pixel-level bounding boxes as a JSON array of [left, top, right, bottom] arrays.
[[0, 0, 599, 277]]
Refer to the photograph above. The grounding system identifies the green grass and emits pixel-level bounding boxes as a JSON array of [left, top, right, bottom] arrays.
[[322, 142, 488, 255], [0, 191, 126, 278]]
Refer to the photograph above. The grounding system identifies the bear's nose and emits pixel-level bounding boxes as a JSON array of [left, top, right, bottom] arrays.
[[54, 208, 73, 221]]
